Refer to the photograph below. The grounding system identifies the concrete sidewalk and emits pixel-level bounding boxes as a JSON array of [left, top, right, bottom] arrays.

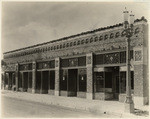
[[1, 90, 149, 118]]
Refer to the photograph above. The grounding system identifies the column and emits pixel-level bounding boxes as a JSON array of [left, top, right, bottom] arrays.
[[11, 73, 13, 89], [22, 72, 24, 91], [133, 47, 148, 106], [86, 53, 94, 100], [32, 61, 36, 93], [55, 57, 60, 96], [2, 73, 5, 90], [15, 63, 19, 91], [28, 72, 29, 91], [40, 71, 43, 94], [8, 73, 10, 90], [3, 73, 5, 89]]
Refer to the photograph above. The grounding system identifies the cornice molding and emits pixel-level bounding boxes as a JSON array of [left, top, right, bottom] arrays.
[[3, 17, 147, 55]]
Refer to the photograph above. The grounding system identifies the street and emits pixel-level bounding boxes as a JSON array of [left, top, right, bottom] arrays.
[[1, 96, 119, 118]]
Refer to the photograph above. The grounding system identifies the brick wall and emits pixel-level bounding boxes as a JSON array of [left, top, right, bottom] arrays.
[[55, 58, 60, 96], [134, 64, 144, 97], [87, 67, 93, 93], [3, 22, 146, 66]]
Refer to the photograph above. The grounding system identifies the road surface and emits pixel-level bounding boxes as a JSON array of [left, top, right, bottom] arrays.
[[1, 96, 119, 118]]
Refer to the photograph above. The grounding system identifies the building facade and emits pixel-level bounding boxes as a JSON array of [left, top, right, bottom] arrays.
[[1, 17, 149, 106]]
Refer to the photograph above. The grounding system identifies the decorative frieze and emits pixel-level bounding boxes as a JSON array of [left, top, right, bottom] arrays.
[[135, 50, 142, 61], [37, 60, 55, 69], [104, 53, 120, 64], [61, 56, 86, 68], [5, 65, 16, 71], [3, 25, 142, 60], [20, 64, 32, 71], [93, 50, 133, 65]]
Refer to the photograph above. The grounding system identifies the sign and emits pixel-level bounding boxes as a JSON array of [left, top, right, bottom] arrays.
[[94, 68, 104, 72]]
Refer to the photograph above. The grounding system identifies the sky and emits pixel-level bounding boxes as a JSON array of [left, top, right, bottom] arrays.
[[1, 1, 150, 54]]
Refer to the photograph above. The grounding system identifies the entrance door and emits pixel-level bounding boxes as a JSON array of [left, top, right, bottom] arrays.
[[113, 67, 119, 99], [115, 76, 120, 99], [42, 71, 49, 93], [9, 73, 13, 90], [19, 72, 23, 89], [36, 71, 41, 93], [68, 69, 78, 96], [49, 71, 55, 90], [105, 66, 119, 100], [23, 72, 28, 91]]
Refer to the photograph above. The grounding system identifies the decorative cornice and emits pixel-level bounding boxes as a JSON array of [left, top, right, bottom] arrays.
[[3, 17, 147, 55]]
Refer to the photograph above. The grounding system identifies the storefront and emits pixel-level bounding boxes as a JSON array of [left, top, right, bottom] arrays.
[[1, 17, 148, 106]]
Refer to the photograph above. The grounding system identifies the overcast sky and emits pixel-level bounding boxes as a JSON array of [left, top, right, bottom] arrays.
[[1, 2, 149, 53]]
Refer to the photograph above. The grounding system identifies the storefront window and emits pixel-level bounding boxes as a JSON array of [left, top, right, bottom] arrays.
[[50, 60, 55, 68], [94, 72, 104, 92], [28, 72, 32, 88], [60, 70, 67, 91], [61, 59, 69, 67], [5, 73, 9, 85], [104, 53, 120, 64], [78, 69, 86, 92], [9, 73, 12, 88], [105, 72, 112, 92], [12, 73, 15, 85], [78, 56, 86, 66], [120, 72, 126, 93], [94, 54, 104, 65], [36, 71, 41, 90], [120, 71, 134, 93], [19, 72, 22, 88]]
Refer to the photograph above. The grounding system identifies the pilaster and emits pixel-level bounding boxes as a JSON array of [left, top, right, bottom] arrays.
[[55, 57, 60, 96], [32, 61, 36, 93], [133, 47, 148, 106], [8, 73, 10, 90], [2, 72, 5, 90], [22, 72, 24, 91], [86, 53, 93, 100], [15, 63, 19, 91]]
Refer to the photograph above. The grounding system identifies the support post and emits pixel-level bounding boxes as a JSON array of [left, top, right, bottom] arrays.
[[22, 72, 24, 91], [11, 73, 14, 89], [15, 63, 19, 91], [3, 72, 6, 90], [55, 57, 60, 96], [8, 73, 10, 90], [32, 61, 36, 93], [86, 53, 93, 100], [40, 71, 43, 94]]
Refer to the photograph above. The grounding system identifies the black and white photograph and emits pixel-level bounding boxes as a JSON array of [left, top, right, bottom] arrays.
[[1, 0, 149, 118]]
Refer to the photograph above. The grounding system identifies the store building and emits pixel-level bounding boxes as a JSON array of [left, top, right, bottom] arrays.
[[1, 17, 149, 106]]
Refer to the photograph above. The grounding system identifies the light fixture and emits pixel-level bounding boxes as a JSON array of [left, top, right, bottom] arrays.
[[123, 7, 134, 113], [63, 76, 65, 81], [81, 76, 84, 81]]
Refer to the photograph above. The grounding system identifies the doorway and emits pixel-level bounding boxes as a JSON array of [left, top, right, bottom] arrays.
[[113, 67, 120, 99], [104, 66, 120, 99], [23, 72, 28, 91], [49, 71, 55, 90], [68, 69, 78, 96], [36, 71, 41, 93], [42, 71, 49, 93]]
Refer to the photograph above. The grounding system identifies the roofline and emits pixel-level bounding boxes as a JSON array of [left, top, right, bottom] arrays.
[[3, 16, 147, 55]]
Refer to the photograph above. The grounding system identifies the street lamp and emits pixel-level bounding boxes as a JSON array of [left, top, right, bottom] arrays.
[[123, 8, 134, 113]]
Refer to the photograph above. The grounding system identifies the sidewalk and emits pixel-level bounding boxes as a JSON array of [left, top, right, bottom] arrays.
[[1, 90, 149, 118]]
